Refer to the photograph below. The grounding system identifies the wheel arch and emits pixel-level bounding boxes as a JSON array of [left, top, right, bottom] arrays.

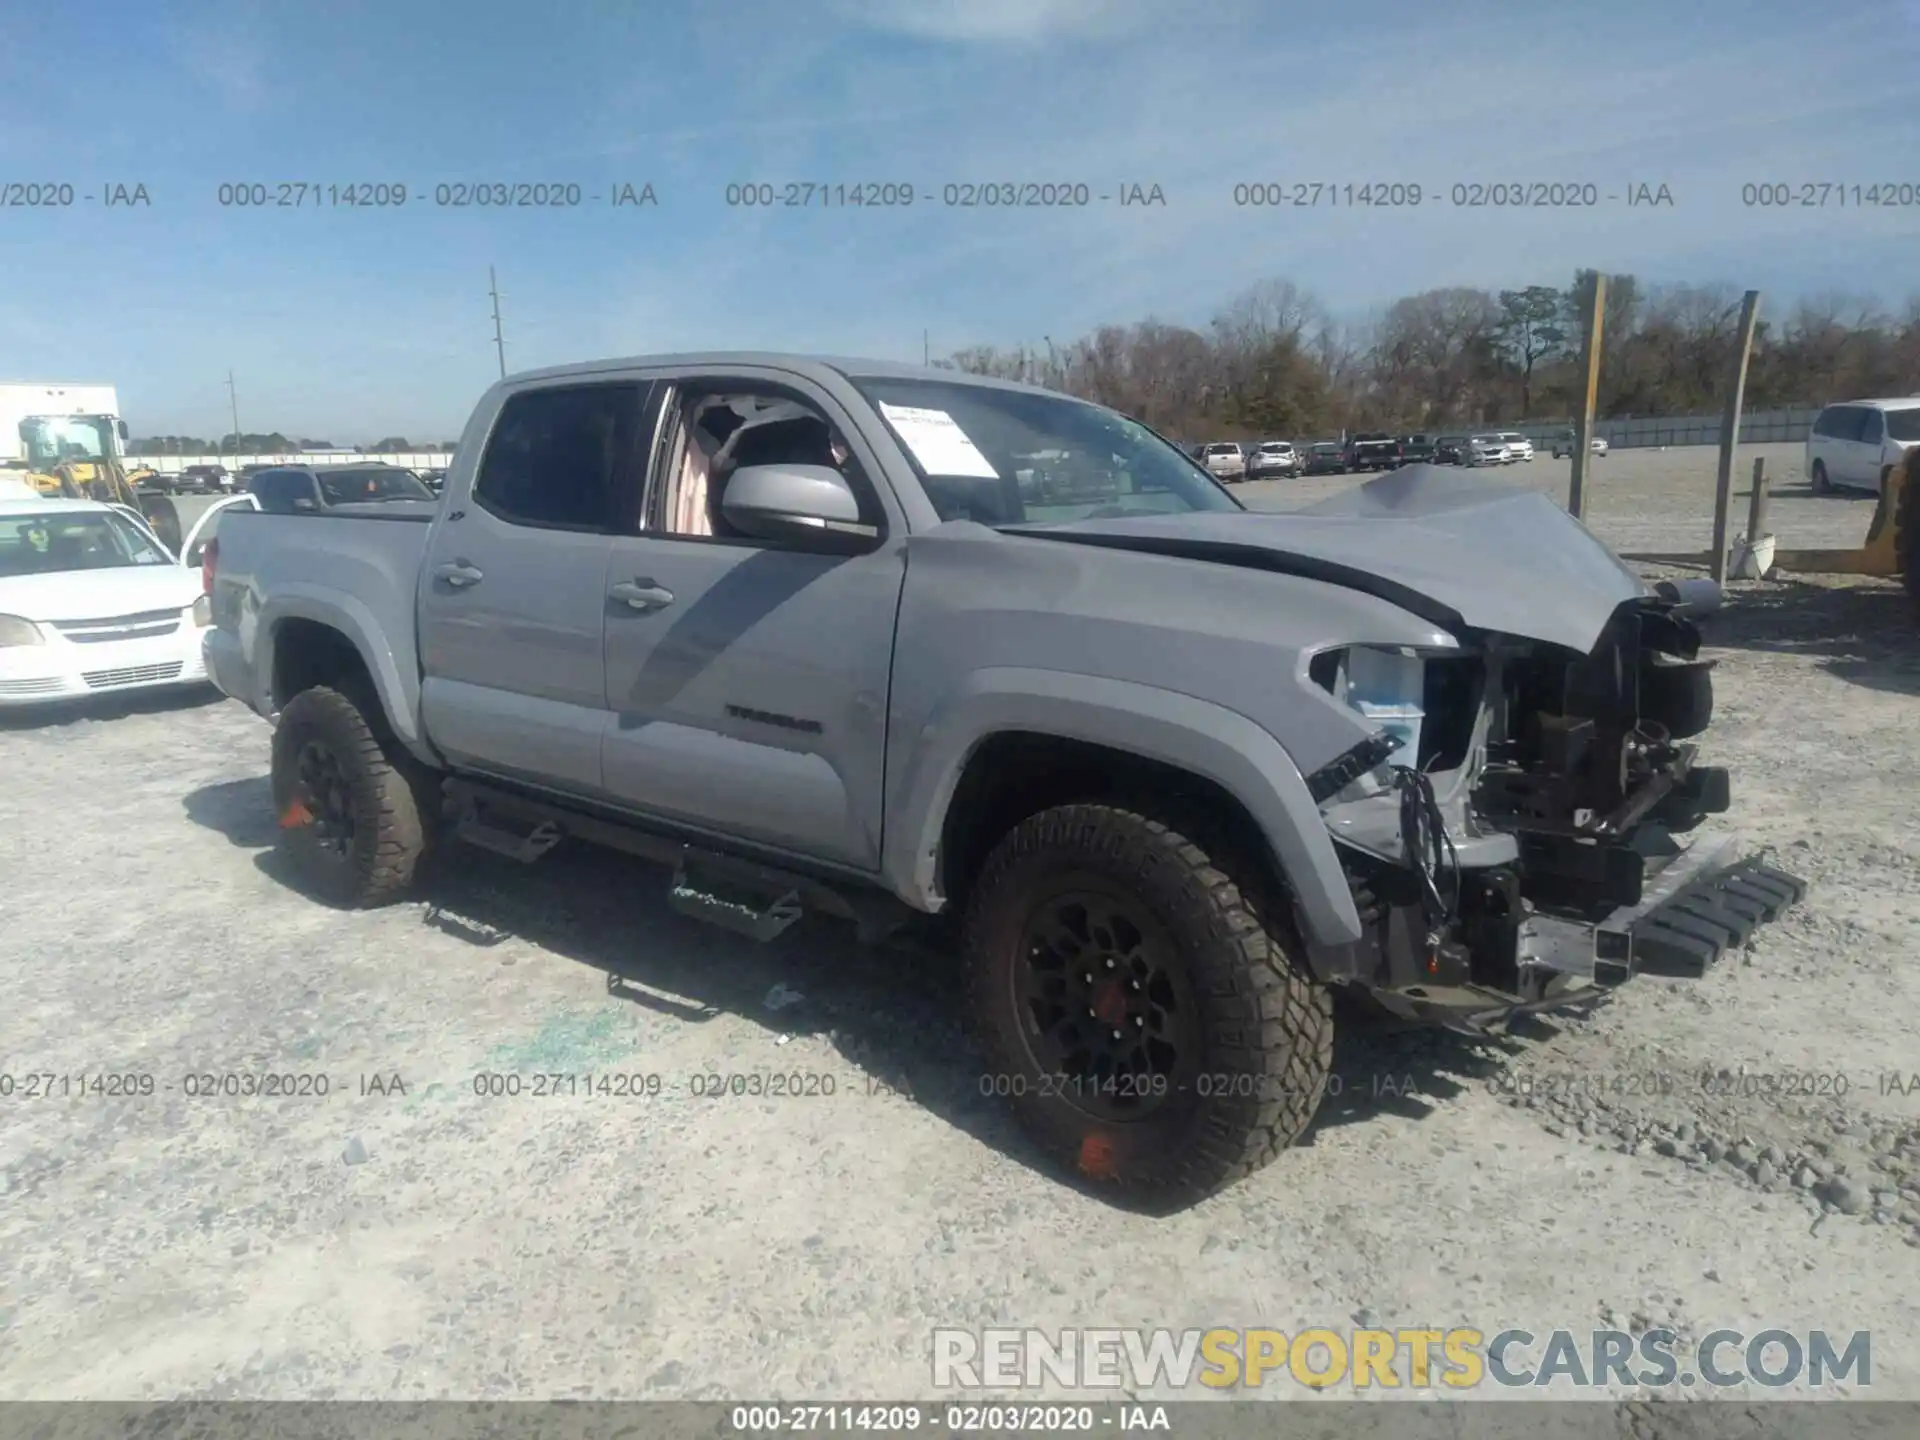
[[886, 669, 1364, 949], [260, 596, 434, 766]]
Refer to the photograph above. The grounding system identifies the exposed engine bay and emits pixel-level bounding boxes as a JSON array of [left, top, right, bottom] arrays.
[[1306, 590, 1797, 1030]]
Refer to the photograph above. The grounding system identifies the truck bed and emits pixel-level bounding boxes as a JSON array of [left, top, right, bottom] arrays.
[[203, 505, 437, 750]]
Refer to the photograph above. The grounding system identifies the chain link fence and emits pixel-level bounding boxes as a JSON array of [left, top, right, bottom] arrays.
[[1509, 407, 1822, 450]]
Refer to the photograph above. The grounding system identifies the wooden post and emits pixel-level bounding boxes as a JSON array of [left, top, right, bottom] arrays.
[[1709, 290, 1763, 584], [1568, 274, 1606, 519], [1744, 455, 1770, 541]]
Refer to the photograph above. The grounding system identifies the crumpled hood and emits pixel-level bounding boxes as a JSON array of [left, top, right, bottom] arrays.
[[1006, 465, 1649, 654]]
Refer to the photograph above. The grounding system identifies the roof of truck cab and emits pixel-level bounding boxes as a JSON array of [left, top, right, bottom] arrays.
[[503, 351, 1064, 398]]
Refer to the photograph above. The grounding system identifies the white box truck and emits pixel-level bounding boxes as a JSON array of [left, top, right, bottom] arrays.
[[0, 382, 123, 468], [0, 381, 184, 551]]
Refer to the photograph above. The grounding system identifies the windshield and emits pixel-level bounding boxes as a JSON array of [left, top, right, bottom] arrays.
[[852, 378, 1241, 524], [0, 509, 170, 577], [315, 468, 434, 504], [1886, 408, 1920, 442], [20, 416, 113, 468], [1258, 443, 1290, 453]]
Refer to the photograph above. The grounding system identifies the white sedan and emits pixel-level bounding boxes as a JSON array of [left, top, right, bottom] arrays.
[[0, 490, 241, 708], [1495, 431, 1535, 463]]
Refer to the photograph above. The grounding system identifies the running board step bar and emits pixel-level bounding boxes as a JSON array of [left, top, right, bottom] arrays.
[[454, 809, 564, 863], [667, 860, 804, 942], [1611, 856, 1807, 979], [441, 777, 891, 944]]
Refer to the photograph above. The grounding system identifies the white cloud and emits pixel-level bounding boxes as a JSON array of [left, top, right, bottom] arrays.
[[166, 14, 272, 109], [828, 0, 1151, 42]]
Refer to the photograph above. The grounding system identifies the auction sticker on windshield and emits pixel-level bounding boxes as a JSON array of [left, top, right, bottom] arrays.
[[878, 403, 1000, 478]]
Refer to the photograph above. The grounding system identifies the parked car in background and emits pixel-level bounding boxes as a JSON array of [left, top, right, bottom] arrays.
[[1465, 434, 1507, 467], [1399, 434, 1437, 465], [181, 463, 235, 494], [1550, 429, 1608, 458], [245, 462, 439, 514], [1345, 433, 1401, 472], [0, 492, 225, 707], [1495, 432, 1534, 463], [1200, 442, 1247, 483], [1806, 396, 1920, 496], [1433, 436, 1469, 465], [1303, 441, 1348, 475], [1246, 441, 1301, 479]]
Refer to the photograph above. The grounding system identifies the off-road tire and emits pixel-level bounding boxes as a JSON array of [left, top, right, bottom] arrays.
[[1810, 460, 1831, 496], [270, 685, 435, 908], [963, 803, 1334, 1209]]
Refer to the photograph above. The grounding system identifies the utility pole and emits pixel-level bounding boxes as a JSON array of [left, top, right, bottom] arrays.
[[1709, 290, 1763, 585], [923, 329, 929, 366], [1568, 274, 1606, 520], [226, 370, 241, 466], [489, 266, 507, 379]]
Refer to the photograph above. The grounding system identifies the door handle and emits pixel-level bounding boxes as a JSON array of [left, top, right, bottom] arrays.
[[435, 561, 483, 588], [609, 579, 674, 610]]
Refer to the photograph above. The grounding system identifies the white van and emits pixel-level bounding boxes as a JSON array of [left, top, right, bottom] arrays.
[[1806, 397, 1920, 495]]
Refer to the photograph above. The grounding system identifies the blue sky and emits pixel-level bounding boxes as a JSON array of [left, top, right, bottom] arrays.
[[2, 0, 1917, 441]]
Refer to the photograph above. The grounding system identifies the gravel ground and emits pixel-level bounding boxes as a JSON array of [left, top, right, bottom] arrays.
[[3, 447, 1918, 1406]]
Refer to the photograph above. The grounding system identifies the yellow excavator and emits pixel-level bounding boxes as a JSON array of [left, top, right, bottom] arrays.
[[1770, 444, 1920, 612], [13, 411, 183, 554]]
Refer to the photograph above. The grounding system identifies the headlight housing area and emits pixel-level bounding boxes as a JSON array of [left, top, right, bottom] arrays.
[[1305, 644, 1480, 801], [191, 594, 212, 627], [0, 613, 45, 647]]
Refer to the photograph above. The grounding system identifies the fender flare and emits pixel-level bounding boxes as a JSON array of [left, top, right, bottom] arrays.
[[257, 588, 437, 767], [885, 667, 1364, 947]]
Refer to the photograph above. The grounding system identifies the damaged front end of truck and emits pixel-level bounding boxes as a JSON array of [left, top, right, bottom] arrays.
[[999, 466, 1808, 1033], [1303, 595, 1803, 1031], [1282, 476, 1807, 1031]]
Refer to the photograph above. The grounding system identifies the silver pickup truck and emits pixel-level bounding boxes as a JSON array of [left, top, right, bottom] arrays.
[[203, 352, 1802, 1207]]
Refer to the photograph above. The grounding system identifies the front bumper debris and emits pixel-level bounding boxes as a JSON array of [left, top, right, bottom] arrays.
[[1518, 832, 1806, 992], [1360, 832, 1807, 1035], [1601, 852, 1807, 981]]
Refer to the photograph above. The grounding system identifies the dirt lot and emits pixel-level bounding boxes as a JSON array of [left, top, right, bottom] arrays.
[[3, 445, 1918, 1405]]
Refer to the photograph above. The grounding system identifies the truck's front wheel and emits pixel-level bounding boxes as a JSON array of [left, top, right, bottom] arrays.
[[270, 686, 434, 908], [964, 804, 1334, 1209]]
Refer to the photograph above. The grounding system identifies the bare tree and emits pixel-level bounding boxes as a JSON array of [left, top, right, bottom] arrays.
[[930, 268, 1913, 439]]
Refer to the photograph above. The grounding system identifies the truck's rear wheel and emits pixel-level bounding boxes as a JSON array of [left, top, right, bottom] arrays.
[[963, 803, 1334, 1208], [270, 686, 433, 908]]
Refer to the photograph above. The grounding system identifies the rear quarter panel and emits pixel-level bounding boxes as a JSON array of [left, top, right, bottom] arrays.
[[211, 507, 437, 757]]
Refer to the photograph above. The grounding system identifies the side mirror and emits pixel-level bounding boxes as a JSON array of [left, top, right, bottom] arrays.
[[117, 420, 129, 442], [720, 463, 877, 550]]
